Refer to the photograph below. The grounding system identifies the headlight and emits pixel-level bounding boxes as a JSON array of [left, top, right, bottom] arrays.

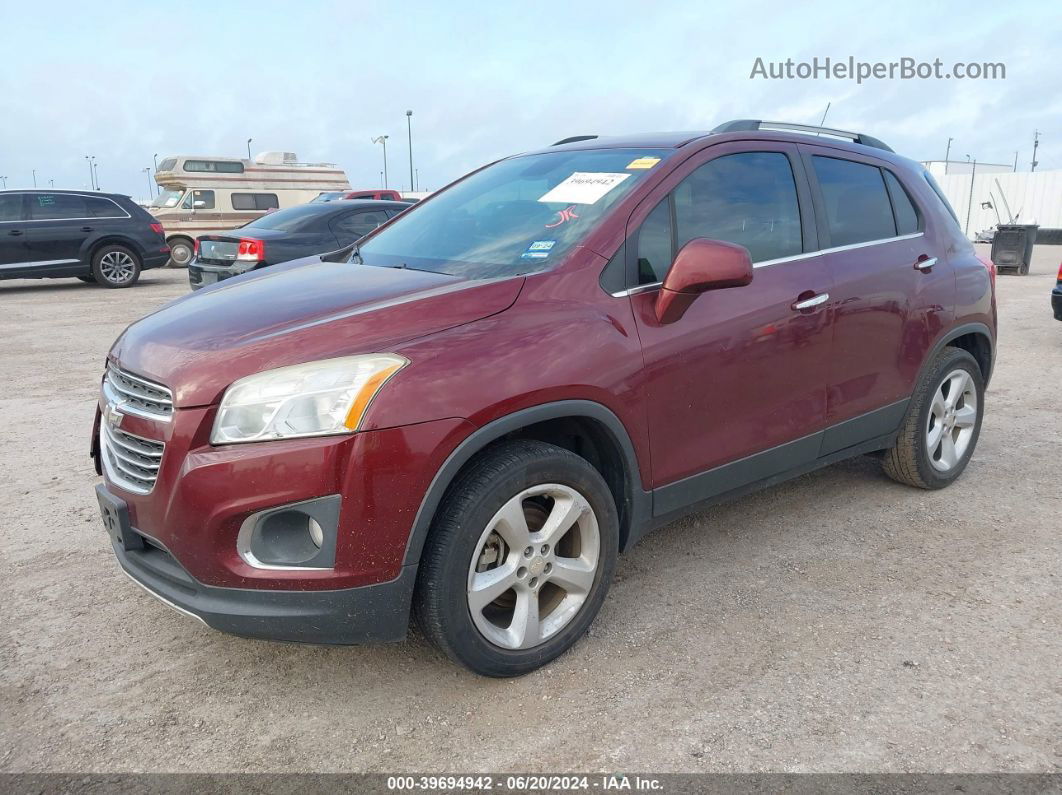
[[211, 354, 407, 444]]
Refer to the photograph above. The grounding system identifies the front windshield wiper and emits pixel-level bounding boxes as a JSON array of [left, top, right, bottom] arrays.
[[378, 262, 439, 274]]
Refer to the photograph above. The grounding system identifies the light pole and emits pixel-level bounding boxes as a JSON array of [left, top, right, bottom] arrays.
[[415, 168, 419, 191], [0, 176, 6, 189], [372, 135, 389, 189], [49, 179, 54, 188], [153, 153, 159, 196], [247, 138, 253, 160], [32, 169, 37, 188], [142, 167, 153, 201], [93, 161, 100, 191], [85, 156, 95, 190], [1031, 130, 1040, 172], [406, 110, 414, 192], [944, 137, 953, 174]]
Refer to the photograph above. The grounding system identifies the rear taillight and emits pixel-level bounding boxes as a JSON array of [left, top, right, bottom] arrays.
[[149, 222, 164, 236], [193, 238, 200, 255], [976, 254, 996, 288], [237, 238, 265, 262], [1056, 262, 1062, 281]]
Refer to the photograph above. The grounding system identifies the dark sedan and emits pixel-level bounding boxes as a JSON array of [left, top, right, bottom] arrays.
[[188, 200, 409, 290]]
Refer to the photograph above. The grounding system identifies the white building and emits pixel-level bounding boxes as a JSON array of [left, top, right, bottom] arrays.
[[927, 168, 1062, 238], [921, 160, 1013, 178]]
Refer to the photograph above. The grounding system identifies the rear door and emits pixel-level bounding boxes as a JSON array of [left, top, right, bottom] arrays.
[[0, 193, 28, 269], [23, 192, 94, 271], [628, 143, 834, 495], [802, 148, 953, 438]]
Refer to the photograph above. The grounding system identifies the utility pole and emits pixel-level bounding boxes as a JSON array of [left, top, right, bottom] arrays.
[[85, 156, 95, 190], [415, 168, 419, 191], [372, 136, 389, 189], [153, 153, 159, 196], [0, 176, 6, 189], [142, 167, 152, 201], [1031, 130, 1040, 172], [49, 179, 54, 188], [406, 110, 414, 192], [965, 158, 977, 236], [93, 161, 100, 191], [1013, 151, 1018, 172], [247, 138, 253, 160], [32, 169, 37, 188], [944, 137, 953, 175]]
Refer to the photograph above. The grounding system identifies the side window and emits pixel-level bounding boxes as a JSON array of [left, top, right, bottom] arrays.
[[636, 198, 673, 284], [332, 210, 389, 240], [86, 197, 127, 218], [232, 193, 279, 211], [811, 156, 896, 246], [923, 170, 961, 226], [0, 193, 23, 222], [190, 189, 215, 209], [883, 171, 920, 235], [674, 152, 802, 263], [28, 193, 88, 220]]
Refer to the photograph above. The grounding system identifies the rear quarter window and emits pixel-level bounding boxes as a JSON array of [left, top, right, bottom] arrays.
[[812, 156, 896, 246]]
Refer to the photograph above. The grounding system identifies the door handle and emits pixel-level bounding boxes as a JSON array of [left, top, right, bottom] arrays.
[[914, 256, 937, 271], [792, 292, 829, 310], [81, 226, 94, 232], [8, 230, 23, 236]]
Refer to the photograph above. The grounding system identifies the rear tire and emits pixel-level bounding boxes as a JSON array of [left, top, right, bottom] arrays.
[[883, 346, 984, 489], [168, 237, 194, 268], [414, 440, 619, 677], [91, 245, 141, 288]]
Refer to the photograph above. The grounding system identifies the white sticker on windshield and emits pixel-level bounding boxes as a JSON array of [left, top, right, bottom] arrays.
[[538, 172, 631, 205]]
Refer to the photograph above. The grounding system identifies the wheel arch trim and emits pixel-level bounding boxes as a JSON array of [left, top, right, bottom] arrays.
[[919, 322, 995, 388], [401, 400, 650, 568]]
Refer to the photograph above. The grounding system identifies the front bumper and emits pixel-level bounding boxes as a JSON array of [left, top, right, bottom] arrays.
[[101, 484, 417, 644]]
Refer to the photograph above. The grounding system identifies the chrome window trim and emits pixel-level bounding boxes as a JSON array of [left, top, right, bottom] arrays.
[[609, 232, 924, 296]]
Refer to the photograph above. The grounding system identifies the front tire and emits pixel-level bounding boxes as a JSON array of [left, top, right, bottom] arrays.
[[414, 440, 619, 677], [883, 346, 984, 489], [91, 245, 141, 288]]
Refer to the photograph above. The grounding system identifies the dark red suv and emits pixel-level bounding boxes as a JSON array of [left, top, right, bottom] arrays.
[[93, 120, 996, 676]]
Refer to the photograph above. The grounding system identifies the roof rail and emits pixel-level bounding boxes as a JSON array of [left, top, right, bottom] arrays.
[[711, 120, 893, 152], [552, 135, 599, 146]]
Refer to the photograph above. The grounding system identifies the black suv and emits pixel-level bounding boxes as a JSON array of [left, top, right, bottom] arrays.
[[0, 190, 170, 288]]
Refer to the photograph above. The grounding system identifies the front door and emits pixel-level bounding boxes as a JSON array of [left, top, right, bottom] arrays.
[[23, 192, 93, 268], [627, 143, 833, 506]]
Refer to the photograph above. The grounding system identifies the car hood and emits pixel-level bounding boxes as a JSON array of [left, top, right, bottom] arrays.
[[110, 258, 524, 407]]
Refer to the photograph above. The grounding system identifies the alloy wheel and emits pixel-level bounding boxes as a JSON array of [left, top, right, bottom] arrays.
[[99, 250, 136, 284], [466, 484, 600, 650], [926, 368, 978, 472]]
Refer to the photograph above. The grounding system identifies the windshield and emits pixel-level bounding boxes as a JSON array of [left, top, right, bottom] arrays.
[[244, 204, 328, 231], [313, 192, 345, 203], [151, 189, 184, 209], [357, 148, 669, 278]]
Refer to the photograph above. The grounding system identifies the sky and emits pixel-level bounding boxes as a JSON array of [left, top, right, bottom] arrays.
[[1, 0, 1058, 199]]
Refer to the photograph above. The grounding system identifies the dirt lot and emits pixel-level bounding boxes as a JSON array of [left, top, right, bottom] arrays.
[[1, 246, 1059, 774]]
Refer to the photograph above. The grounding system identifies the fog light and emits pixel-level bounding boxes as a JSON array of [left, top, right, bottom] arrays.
[[308, 517, 324, 549]]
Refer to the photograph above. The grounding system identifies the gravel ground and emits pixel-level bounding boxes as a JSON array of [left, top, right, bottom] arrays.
[[1, 246, 1059, 774]]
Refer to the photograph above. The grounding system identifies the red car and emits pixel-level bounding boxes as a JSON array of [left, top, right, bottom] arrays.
[[312, 189, 406, 202], [93, 120, 996, 676]]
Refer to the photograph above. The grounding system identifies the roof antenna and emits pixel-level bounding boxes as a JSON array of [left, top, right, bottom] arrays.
[[816, 102, 831, 134]]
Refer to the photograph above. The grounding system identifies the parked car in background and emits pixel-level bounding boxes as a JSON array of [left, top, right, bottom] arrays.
[[93, 120, 995, 677], [313, 189, 405, 202], [1, 190, 169, 287], [188, 199, 407, 289], [150, 152, 350, 267], [1052, 261, 1062, 320]]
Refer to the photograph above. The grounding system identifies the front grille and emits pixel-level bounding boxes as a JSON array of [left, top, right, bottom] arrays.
[[101, 423, 165, 495], [104, 365, 173, 421]]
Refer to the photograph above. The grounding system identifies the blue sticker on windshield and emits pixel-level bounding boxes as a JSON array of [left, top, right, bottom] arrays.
[[521, 240, 556, 259]]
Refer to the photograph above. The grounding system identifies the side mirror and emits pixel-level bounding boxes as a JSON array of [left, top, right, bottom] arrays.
[[654, 238, 753, 324], [193, 200, 207, 209]]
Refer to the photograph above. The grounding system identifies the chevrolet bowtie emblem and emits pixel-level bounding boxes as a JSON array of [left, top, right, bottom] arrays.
[[104, 403, 125, 429]]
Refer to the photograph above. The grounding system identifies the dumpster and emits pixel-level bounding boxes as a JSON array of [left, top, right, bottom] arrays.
[[991, 224, 1039, 275]]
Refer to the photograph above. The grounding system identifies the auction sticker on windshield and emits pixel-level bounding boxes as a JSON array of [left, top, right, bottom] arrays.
[[538, 172, 630, 205]]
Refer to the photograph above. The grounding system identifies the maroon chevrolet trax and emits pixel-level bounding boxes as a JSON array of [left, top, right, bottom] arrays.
[[93, 120, 996, 677]]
